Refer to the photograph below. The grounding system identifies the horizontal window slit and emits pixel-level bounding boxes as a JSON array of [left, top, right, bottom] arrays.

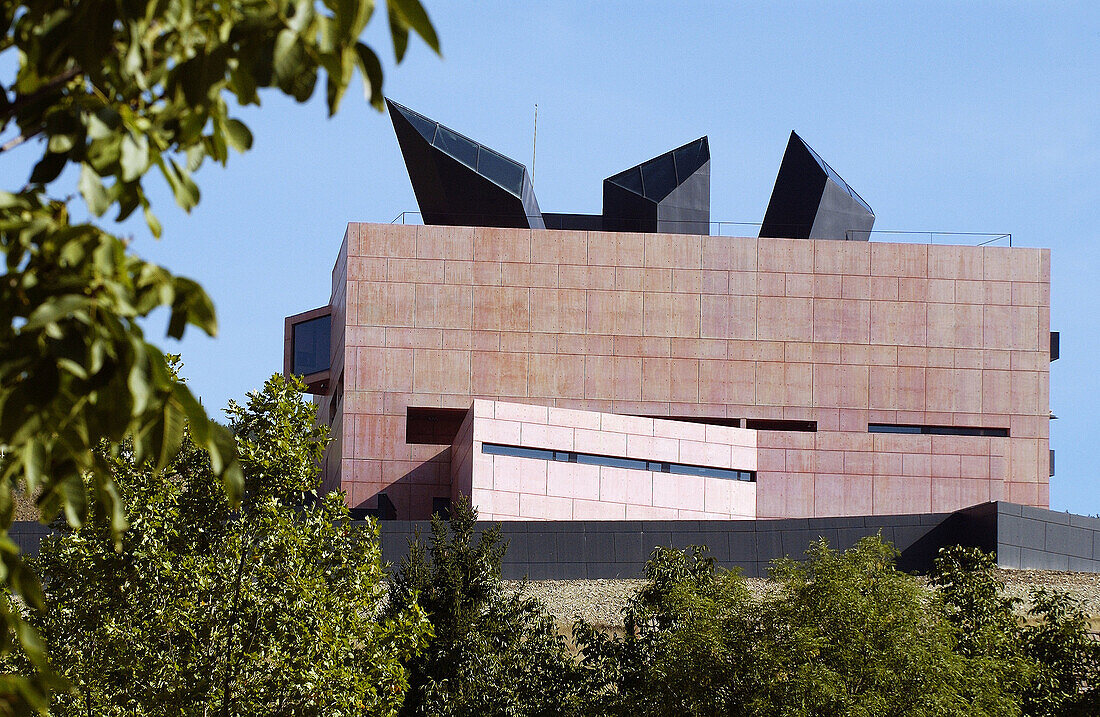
[[636, 415, 817, 432], [868, 423, 1009, 437], [481, 442, 756, 482]]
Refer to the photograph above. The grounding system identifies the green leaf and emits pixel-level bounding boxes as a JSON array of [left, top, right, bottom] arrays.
[[79, 164, 110, 216], [144, 204, 163, 238], [21, 441, 46, 494], [273, 29, 305, 88], [120, 134, 150, 182], [167, 276, 217, 339], [154, 399, 185, 473], [387, 5, 409, 62], [223, 119, 253, 152], [288, 0, 316, 33], [388, 0, 439, 54], [47, 133, 75, 154], [128, 352, 151, 416], [29, 152, 67, 185], [209, 422, 242, 503], [354, 43, 384, 109], [24, 294, 92, 331], [162, 158, 200, 211]]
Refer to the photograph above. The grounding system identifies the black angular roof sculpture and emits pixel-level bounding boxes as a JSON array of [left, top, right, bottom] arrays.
[[759, 131, 874, 241], [387, 99, 544, 229], [602, 137, 711, 235], [386, 104, 875, 241]]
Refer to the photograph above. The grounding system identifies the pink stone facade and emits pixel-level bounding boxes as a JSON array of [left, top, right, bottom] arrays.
[[450, 400, 757, 520], [298, 222, 1051, 520]]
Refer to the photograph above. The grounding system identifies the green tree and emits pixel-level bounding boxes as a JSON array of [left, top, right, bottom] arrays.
[[931, 545, 1032, 712], [385, 498, 587, 717], [573, 546, 770, 716], [933, 546, 1100, 716], [0, 0, 438, 708], [581, 536, 1019, 717], [27, 373, 430, 716], [763, 536, 1012, 716], [1021, 589, 1100, 716]]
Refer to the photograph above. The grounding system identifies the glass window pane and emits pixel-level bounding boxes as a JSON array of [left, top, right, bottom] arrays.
[[405, 111, 438, 143], [610, 167, 644, 194], [481, 443, 556, 462], [640, 152, 677, 200], [673, 139, 708, 179], [292, 314, 331, 376], [477, 147, 525, 195], [479, 442, 756, 482], [434, 126, 478, 168], [576, 454, 648, 471]]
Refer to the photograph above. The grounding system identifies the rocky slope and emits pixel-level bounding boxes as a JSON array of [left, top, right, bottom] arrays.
[[512, 570, 1100, 630]]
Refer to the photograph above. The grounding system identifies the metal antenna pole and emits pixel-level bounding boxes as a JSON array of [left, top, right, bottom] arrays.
[[531, 103, 538, 182]]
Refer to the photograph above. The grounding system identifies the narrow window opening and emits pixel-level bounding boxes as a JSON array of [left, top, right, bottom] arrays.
[[432, 497, 452, 519], [744, 419, 817, 432], [638, 415, 817, 432], [868, 423, 1009, 438], [406, 407, 468, 444], [481, 442, 756, 482]]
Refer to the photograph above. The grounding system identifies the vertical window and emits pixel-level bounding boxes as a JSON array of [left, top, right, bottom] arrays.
[[291, 314, 331, 376]]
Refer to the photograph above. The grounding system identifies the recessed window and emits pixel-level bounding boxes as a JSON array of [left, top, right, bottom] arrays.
[[432, 497, 452, 518], [291, 314, 331, 376], [868, 423, 1009, 438], [406, 407, 468, 445], [639, 415, 817, 432], [481, 442, 755, 482], [744, 419, 817, 432]]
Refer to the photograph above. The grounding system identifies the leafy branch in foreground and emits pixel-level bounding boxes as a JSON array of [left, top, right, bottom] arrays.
[[0, 0, 440, 711], [25, 374, 430, 716]]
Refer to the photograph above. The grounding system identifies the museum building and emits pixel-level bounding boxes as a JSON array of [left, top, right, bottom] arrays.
[[284, 100, 1054, 525]]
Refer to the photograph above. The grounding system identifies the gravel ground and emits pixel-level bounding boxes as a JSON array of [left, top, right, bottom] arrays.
[[511, 570, 1100, 630]]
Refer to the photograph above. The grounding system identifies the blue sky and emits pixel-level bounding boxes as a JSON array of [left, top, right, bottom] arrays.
[[7, 2, 1099, 513]]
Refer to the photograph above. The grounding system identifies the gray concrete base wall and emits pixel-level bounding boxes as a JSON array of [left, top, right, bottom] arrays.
[[996, 503, 1100, 572], [10, 502, 1098, 578], [378, 510, 979, 579]]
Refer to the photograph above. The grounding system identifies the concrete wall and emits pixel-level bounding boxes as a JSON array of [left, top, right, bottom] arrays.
[[378, 511, 972, 579], [453, 399, 756, 521], [332, 223, 1050, 519], [997, 503, 1100, 572], [9, 503, 1098, 576]]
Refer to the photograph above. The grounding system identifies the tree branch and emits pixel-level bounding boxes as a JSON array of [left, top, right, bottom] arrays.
[[1, 66, 82, 123], [0, 128, 42, 153]]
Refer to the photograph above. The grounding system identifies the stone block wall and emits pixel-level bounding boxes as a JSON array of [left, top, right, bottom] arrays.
[[325, 223, 1049, 520]]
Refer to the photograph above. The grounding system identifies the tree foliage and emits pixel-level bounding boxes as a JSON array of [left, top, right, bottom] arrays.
[[933, 546, 1100, 716], [0, 0, 439, 709], [386, 498, 587, 717], [576, 536, 1057, 717], [25, 373, 429, 716]]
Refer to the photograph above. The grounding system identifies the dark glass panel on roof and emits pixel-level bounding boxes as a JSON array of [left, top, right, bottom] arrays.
[[798, 133, 873, 214], [476, 146, 525, 195], [845, 184, 873, 214], [292, 314, 331, 376], [610, 166, 644, 194], [405, 111, 438, 143], [673, 138, 709, 180], [640, 152, 677, 200], [389, 100, 438, 142], [434, 125, 478, 168]]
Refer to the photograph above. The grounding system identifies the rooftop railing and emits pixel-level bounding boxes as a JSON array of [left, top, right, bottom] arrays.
[[388, 212, 1012, 247]]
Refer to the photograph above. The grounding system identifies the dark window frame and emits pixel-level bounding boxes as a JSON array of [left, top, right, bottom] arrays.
[[868, 423, 1009, 438], [481, 442, 755, 482]]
